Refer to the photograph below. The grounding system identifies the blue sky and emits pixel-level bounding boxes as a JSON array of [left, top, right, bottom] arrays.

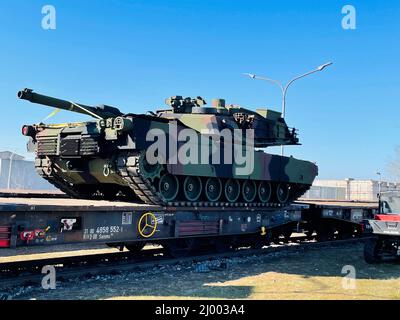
[[0, 0, 399, 180]]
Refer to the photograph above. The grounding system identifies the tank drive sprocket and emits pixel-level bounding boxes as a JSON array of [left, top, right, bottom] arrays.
[[137, 151, 163, 182]]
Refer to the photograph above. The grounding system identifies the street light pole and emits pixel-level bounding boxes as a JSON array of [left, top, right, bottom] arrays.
[[376, 171, 382, 196], [244, 62, 333, 156]]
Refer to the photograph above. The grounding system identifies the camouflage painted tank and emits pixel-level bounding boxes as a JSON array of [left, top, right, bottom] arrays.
[[18, 88, 318, 206]]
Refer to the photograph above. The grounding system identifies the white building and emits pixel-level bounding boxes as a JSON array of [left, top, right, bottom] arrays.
[[302, 178, 398, 201], [0, 151, 53, 190]]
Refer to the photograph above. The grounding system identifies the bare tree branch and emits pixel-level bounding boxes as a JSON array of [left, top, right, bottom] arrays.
[[386, 146, 400, 182]]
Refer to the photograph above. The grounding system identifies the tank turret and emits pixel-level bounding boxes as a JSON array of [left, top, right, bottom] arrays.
[[158, 96, 299, 148]]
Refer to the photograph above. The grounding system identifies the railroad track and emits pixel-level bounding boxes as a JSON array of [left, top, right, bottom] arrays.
[[0, 236, 368, 290]]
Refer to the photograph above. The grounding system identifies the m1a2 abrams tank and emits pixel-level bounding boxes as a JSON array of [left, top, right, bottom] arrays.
[[18, 88, 318, 207]]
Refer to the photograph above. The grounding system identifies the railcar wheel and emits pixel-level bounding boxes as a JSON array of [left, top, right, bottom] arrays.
[[183, 176, 202, 201], [276, 183, 290, 204], [165, 239, 197, 258], [258, 181, 272, 203], [125, 242, 146, 253], [159, 173, 179, 202], [282, 229, 292, 243], [316, 226, 335, 242], [339, 228, 353, 239], [205, 178, 222, 202], [250, 237, 264, 249], [307, 229, 315, 239], [242, 180, 257, 202], [224, 179, 240, 203], [214, 237, 232, 253]]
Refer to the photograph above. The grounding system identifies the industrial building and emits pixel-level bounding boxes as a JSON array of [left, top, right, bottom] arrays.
[[0, 151, 53, 190], [302, 178, 398, 201]]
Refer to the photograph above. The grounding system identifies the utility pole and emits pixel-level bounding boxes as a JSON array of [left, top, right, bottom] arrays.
[[376, 171, 382, 196]]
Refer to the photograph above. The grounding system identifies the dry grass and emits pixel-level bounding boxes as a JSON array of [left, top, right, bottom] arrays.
[[10, 243, 400, 300], [107, 244, 400, 300]]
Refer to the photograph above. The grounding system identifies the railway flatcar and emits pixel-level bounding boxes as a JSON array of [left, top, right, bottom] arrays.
[[0, 192, 377, 257]]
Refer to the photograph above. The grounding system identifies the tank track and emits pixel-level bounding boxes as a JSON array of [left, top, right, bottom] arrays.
[[117, 153, 164, 205], [116, 152, 309, 208], [35, 158, 82, 198], [35, 155, 311, 207], [35, 158, 121, 200]]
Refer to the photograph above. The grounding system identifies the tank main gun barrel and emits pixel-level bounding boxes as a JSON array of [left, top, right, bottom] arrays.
[[17, 88, 123, 119]]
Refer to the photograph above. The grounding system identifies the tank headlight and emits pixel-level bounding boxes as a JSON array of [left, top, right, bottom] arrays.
[[22, 125, 36, 137]]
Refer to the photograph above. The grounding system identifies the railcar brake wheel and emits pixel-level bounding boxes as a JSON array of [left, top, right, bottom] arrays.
[[158, 173, 179, 201], [205, 178, 222, 202], [183, 176, 202, 201], [242, 180, 257, 202], [224, 179, 240, 203], [258, 181, 272, 203]]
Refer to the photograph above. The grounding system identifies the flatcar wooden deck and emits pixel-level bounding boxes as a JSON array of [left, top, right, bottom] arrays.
[[297, 198, 378, 209], [0, 197, 160, 212]]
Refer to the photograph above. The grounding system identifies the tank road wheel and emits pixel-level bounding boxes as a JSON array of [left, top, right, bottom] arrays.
[[183, 176, 202, 201], [224, 179, 240, 203], [276, 183, 290, 204], [258, 181, 272, 203], [138, 152, 163, 182], [242, 180, 257, 203], [159, 173, 179, 202], [205, 178, 222, 202]]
